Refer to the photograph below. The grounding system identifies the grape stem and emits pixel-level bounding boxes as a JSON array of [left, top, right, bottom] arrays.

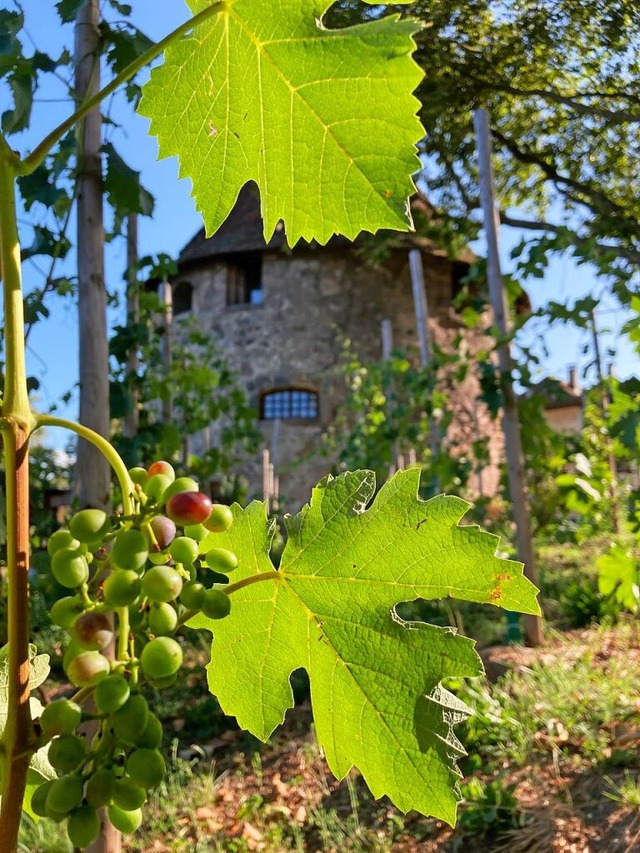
[[32, 415, 135, 516]]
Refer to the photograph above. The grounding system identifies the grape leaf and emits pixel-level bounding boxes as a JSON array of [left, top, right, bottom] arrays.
[[0, 647, 55, 818], [138, 0, 423, 246], [191, 469, 539, 823]]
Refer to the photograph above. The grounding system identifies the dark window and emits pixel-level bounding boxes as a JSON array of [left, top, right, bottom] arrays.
[[173, 281, 193, 315], [226, 254, 263, 306], [451, 261, 470, 301], [260, 389, 319, 421]]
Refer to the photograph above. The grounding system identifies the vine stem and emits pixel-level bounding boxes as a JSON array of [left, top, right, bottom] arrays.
[[16, 1, 227, 177], [33, 415, 135, 517], [0, 139, 36, 851]]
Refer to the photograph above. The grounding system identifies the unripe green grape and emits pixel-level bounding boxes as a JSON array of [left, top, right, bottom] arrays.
[[70, 508, 110, 544], [141, 565, 183, 603], [103, 570, 142, 607], [111, 694, 149, 746], [112, 777, 147, 810], [126, 748, 166, 790], [201, 588, 231, 620], [162, 476, 199, 502], [149, 673, 177, 689], [48, 734, 86, 773], [31, 781, 54, 817], [73, 610, 114, 651], [85, 767, 115, 808], [148, 602, 178, 636], [150, 515, 177, 550], [179, 580, 206, 610], [204, 503, 234, 533], [148, 460, 175, 482], [145, 473, 172, 502], [51, 547, 89, 588], [111, 529, 149, 572], [205, 547, 238, 574], [184, 523, 207, 542], [140, 636, 182, 679], [63, 640, 83, 675], [50, 595, 85, 629], [169, 536, 199, 565], [129, 466, 149, 487], [108, 804, 142, 834], [147, 551, 170, 565], [67, 805, 101, 849], [66, 651, 111, 687], [45, 775, 83, 815], [94, 673, 130, 714], [40, 699, 82, 737], [138, 712, 163, 749], [47, 529, 80, 557]]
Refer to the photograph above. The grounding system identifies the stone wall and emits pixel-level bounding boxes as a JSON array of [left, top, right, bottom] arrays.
[[177, 246, 502, 509]]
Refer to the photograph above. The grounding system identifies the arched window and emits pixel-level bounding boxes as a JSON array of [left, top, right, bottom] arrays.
[[260, 388, 319, 421], [173, 281, 193, 315]]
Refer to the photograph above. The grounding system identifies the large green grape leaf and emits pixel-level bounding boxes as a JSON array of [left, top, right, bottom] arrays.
[[138, 0, 423, 246], [191, 469, 539, 823]]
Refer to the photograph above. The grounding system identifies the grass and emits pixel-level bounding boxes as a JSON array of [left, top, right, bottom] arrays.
[[458, 622, 640, 770]]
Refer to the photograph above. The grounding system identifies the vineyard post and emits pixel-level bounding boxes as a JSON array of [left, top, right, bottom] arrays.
[[474, 107, 543, 647]]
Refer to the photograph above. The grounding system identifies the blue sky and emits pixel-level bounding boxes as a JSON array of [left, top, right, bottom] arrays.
[[8, 1, 640, 448]]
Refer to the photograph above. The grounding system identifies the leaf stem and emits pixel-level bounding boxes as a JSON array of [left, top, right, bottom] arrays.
[[224, 570, 280, 596], [33, 415, 135, 516], [16, 2, 228, 176], [178, 571, 281, 627]]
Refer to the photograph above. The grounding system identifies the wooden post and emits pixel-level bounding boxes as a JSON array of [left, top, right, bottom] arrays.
[[381, 319, 399, 479], [124, 213, 139, 440], [75, 0, 111, 512], [591, 308, 621, 534], [159, 278, 174, 426], [474, 108, 543, 646], [381, 319, 393, 360], [76, 9, 122, 851], [409, 249, 440, 474], [262, 448, 271, 511]]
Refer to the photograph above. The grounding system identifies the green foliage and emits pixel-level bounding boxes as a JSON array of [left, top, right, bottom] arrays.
[[190, 469, 538, 822], [325, 340, 487, 499], [329, 1, 640, 293], [139, 0, 424, 245], [458, 776, 521, 838], [597, 545, 640, 613], [110, 307, 260, 478]]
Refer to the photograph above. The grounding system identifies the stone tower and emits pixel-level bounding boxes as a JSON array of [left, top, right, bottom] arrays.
[[167, 185, 502, 509]]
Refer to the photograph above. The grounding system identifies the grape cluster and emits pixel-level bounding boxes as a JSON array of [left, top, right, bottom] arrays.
[[34, 461, 237, 847]]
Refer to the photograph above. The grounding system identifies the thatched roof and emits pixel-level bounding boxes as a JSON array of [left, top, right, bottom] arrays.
[[177, 183, 459, 268]]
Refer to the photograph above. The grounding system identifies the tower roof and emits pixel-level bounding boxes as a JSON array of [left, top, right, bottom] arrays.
[[177, 183, 460, 267]]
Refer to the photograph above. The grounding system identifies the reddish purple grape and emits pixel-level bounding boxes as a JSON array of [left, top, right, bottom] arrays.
[[150, 515, 177, 550], [73, 611, 114, 651], [166, 491, 212, 526]]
